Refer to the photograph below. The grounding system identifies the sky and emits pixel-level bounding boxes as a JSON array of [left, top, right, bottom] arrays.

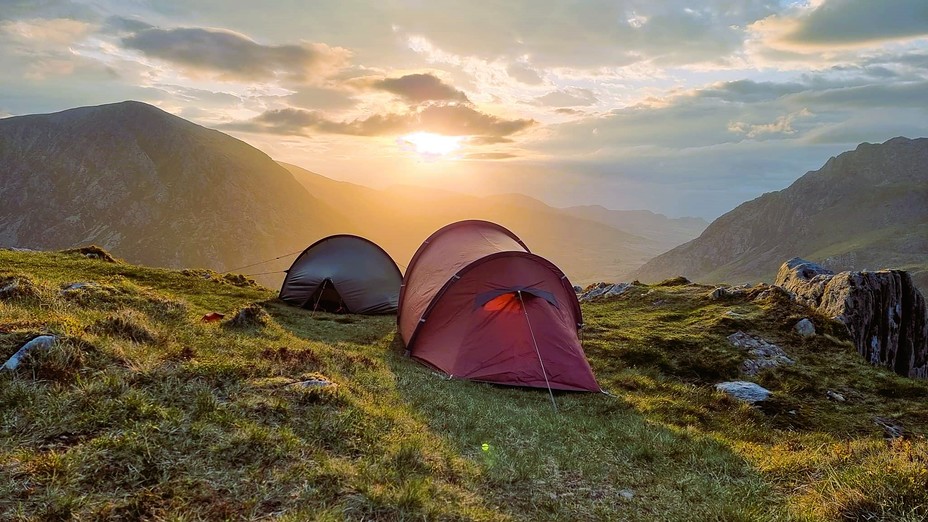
[[2, 0, 927, 219]]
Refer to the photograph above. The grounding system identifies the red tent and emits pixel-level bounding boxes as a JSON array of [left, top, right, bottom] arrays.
[[398, 220, 600, 392]]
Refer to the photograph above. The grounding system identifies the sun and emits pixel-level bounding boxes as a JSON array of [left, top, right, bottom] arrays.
[[398, 132, 463, 159]]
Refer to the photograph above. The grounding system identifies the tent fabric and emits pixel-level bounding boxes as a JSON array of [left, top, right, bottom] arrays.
[[279, 235, 402, 314], [398, 220, 600, 392]]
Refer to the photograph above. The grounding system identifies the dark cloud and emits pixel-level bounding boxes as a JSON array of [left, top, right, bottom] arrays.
[[783, 0, 928, 46], [121, 26, 350, 81], [535, 88, 597, 107], [695, 80, 806, 103], [364, 73, 469, 103], [105, 16, 154, 33], [225, 102, 533, 138]]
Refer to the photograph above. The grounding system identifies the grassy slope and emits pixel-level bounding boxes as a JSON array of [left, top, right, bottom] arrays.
[[1, 250, 927, 521]]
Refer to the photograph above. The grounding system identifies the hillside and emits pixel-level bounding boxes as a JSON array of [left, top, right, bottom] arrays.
[[632, 137, 928, 290], [2, 250, 927, 520], [0, 101, 350, 275], [282, 163, 701, 285], [561, 205, 707, 253]]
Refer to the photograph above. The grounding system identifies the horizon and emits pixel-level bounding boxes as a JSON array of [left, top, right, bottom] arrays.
[[2, 1, 928, 219]]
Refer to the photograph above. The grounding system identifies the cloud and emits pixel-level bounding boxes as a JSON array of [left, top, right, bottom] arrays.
[[728, 109, 812, 139], [463, 152, 518, 160], [506, 63, 543, 84], [784, 0, 928, 47], [226, 102, 534, 138], [750, 0, 928, 56], [356, 72, 469, 103], [121, 26, 351, 81], [535, 88, 597, 107]]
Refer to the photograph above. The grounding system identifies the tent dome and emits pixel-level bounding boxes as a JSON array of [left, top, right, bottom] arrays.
[[280, 235, 402, 314], [398, 220, 599, 391]]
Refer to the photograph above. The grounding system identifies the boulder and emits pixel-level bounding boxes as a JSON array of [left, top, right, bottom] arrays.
[[794, 318, 816, 337], [727, 331, 794, 375], [775, 257, 834, 308], [775, 258, 928, 378], [715, 381, 771, 403]]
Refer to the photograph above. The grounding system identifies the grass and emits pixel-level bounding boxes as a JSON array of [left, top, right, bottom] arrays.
[[1, 249, 927, 520]]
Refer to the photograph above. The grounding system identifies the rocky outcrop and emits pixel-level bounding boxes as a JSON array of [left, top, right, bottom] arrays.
[[775, 258, 928, 378], [578, 282, 632, 302]]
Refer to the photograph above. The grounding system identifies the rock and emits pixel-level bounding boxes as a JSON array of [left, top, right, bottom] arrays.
[[794, 318, 816, 337], [727, 331, 794, 375], [776, 258, 835, 308], [59, 282, 99, 295], [715, 381, 771, 403], [775, 258, 928, 378], [2, 335, 57, 370], [874, 417, 904, 439], [826, 390, 846, 402], [287, 377, 336, 389], [578, 282, 632, 302], [618, 489, 635, 500], [0, 276, 40, 300], [709, 286, 750, 300]]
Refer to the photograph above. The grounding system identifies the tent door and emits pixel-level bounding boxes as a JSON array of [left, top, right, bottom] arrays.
[[303, 279, 349, 313]]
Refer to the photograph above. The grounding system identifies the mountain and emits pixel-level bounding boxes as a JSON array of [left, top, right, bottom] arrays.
[[0, 101, 349, 273], [281, 163, 702, 284], [632, 137, 928, 290], [560, 205, 707, 254]]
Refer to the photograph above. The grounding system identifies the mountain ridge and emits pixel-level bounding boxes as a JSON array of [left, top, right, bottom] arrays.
[[0, 101, 350, 275], [631, 136, 928, 290]]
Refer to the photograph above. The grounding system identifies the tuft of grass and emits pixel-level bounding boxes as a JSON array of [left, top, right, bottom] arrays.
[[224, 302, 270, 329], [89, 310, 159, 344]]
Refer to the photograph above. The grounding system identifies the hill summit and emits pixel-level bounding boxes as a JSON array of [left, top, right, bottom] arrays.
[[0, 101, 344, 272]]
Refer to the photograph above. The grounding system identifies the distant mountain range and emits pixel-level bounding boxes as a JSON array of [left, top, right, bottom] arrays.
[[0, 101, 705, 286], [282, 163, 706, 283], [633, 137, 928, 290]]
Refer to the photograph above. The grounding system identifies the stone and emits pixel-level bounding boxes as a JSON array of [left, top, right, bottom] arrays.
[[715, 381, 771, 403], [727, 331, 794, 375], [826, 390, 846, 402], [287, 377, 336, 389], [775, 258, 928, 378], [618, 489, 635, 500], [794, 318, 816, 337], [874, 417, 904, 439], [2, 335, 57, 371], [578, 282, 632, 302]]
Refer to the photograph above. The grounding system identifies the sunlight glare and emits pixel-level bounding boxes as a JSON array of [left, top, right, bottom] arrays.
[[398, 132, 463, 159]]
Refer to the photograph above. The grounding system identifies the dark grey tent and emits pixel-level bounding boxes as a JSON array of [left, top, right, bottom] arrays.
[[279, 235, 402, 314]]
